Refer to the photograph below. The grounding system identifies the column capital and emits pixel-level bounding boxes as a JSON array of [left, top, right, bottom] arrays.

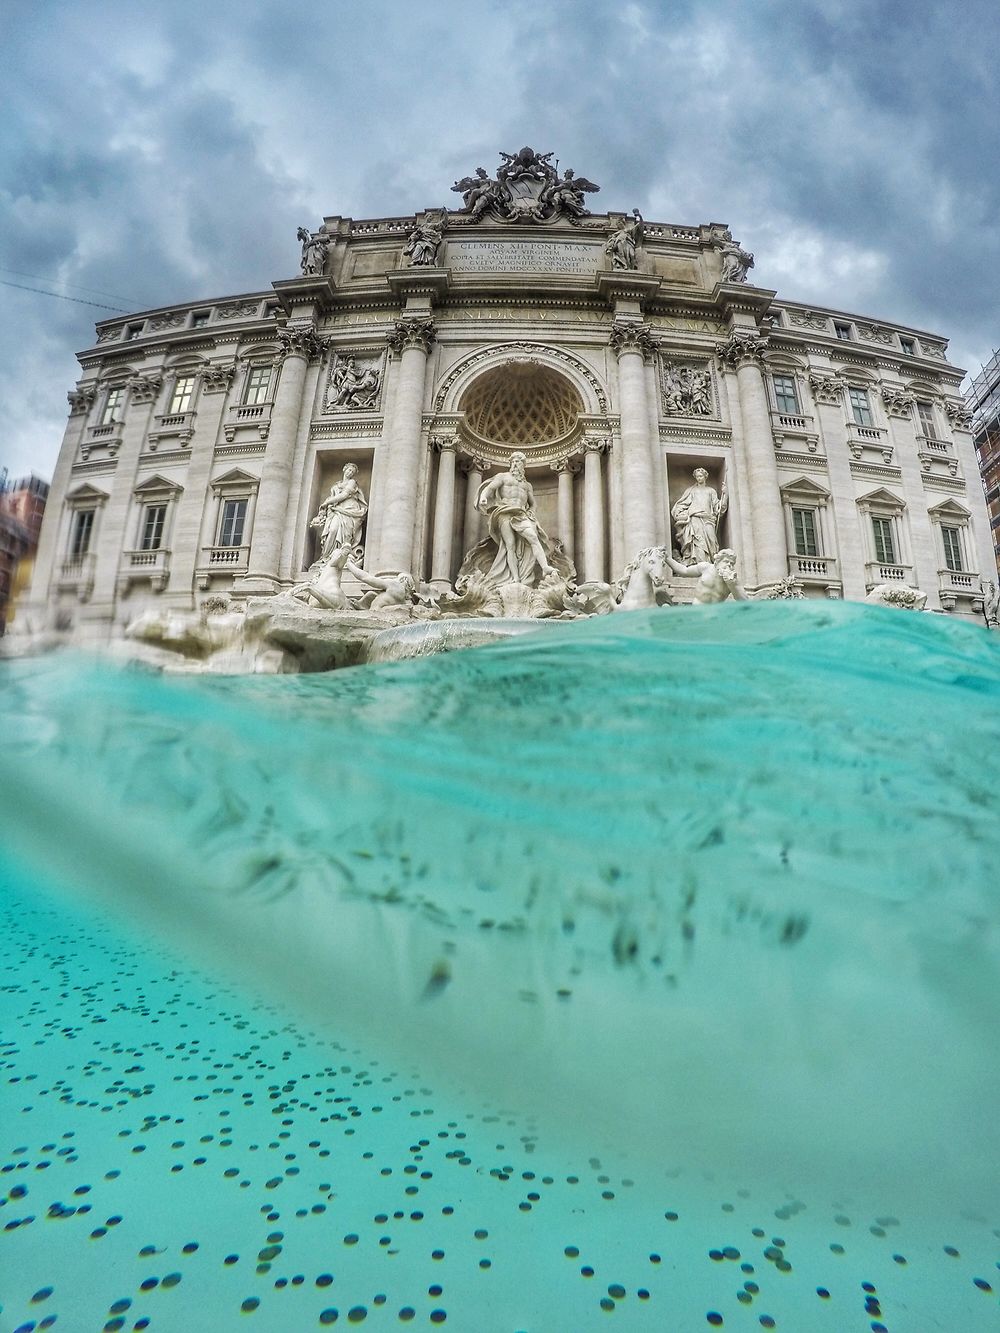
[[550, 456, 582, 474], [808, 371, 847, 403], [717, 331, 770, 369], [67, 385, 97, 416], [388, 316, 437, 355], [430, 434, 457, 454], [585, 435, 611, 454], [610, 319, 656, 360], [276, 325, 325, 361], [460, 455, 489, 475]]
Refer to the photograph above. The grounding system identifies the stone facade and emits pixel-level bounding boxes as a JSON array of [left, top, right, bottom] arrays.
[[23, 148, 992, 641]]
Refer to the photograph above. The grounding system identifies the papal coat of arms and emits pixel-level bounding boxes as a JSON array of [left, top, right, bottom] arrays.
[[451, 146, 600, 224]]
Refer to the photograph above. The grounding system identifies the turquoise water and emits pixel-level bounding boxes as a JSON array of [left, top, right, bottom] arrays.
[[2, 600, 1000, 1329]]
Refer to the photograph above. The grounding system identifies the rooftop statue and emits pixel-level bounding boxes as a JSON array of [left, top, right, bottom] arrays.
[[605, 210, 644, 269], [715, 228, 754, 283], [404, 211, 445, 266], [296, 226, 330, 276], [451, 147, 600, 224]]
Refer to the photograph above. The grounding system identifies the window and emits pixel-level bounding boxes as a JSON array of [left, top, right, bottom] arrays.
[[101, 386, 124, 424], [139, 504, 167, 552], [792, 508, 819, 557], [941, 525, 963, 572], [243, 366, 272, 405], [835, 323, 853, 340], [125, 323, 143, 341], [916, 400, 937, 439], [70, 509, 95, 558], [872, 516, 897, 564], [848, 386, 874, 427], [169, 374, 196, 414], [191, 311, 210, 328], [772, 374, 800, 415], [219, 498, 248, 547], [900, 337, 915, 355]]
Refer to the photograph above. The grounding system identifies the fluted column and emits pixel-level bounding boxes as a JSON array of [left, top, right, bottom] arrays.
[[718, 332, 786, 585], [583, 438, 608, 582], [552, 458, 578, 560], [461, 456, 486, 557], [611, 320, 659, 554], [430, 436, 458, 584], [242, 326, 322, 589], [377, 316, 436, 573]]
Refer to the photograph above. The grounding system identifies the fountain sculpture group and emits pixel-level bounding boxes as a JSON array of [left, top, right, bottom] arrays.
[[122, 459, 820, 672]]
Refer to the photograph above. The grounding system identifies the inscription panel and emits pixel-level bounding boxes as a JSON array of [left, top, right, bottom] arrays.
[[447, 240, 602, 274]]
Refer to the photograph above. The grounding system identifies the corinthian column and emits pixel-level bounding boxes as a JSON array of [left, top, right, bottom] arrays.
[[242, 325, 323, 590], [461, 456, 487, 557], [611, 320, 659, 555], [551, 458, 579, 561], [718, 331, 786, 586], [583, 438, 608, 582], [430, 436, 457, 585], [377, 316, 436, 573]]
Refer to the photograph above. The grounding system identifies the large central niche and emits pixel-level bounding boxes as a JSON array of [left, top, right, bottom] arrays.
[[461, 361, 583, 459]]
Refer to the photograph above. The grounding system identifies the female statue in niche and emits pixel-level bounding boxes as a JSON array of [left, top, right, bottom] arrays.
[[310, 463, 368, 561], [671, 467, 728, 565]]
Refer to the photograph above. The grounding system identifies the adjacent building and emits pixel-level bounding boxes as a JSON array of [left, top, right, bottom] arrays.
[[21, 148, 991, 641], [0, 473, 49, 634], [967, 348, 1000, 579]]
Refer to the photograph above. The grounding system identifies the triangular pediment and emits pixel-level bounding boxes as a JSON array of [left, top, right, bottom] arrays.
[[857, 486, 905, 508], [927, 497, 971, 518], [211, 468, 258, 488], [780, 476, 830, 500], [134, 473, 183, 496], [65, 482, 110, 504]]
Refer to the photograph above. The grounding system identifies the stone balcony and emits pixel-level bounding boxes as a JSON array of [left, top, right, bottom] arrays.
[[917, 435, 959, 476], [195, 544, 251, 588], [81, 422, 122, 460], [122, 548, 170, 592], [57, 553, 97, 598], [148, 411, 195, 448], [846, 422, 893, 463], [938, 567, 980, 611], [224, 402, 272, 442], [788, 554, 841, 588], [771, 411, 819, 452], [865, 560, 913, 587]]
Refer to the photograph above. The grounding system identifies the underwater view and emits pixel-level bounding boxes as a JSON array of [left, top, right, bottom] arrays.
[[2, 600, 1000, 1331]]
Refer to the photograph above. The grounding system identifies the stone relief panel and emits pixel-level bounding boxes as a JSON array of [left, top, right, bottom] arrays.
[[148, 312, 186, 332], [660, 360, 716, 418], [324, 353, 383, 412], [786, 310, 830, 331], [856, 322, 894, 345], [216, 300, 261, 321]]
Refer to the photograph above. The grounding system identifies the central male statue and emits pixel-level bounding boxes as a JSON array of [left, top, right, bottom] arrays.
[[475, 451, 555, 586]]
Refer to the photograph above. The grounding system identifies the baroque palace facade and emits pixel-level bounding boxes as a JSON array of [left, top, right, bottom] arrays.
[[25, 147, 990, 638]]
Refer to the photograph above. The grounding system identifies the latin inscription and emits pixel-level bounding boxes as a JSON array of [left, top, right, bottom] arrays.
[[448, 240, 601, 274]]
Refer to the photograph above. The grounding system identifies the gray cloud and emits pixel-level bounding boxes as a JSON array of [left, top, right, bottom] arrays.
[[2, 0, 997, 481]]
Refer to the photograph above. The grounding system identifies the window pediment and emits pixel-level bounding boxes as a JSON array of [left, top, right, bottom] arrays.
[[134, 474, 183, 498]]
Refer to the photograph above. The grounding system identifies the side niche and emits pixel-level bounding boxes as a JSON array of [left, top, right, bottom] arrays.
[[324, 352, 384, 413]]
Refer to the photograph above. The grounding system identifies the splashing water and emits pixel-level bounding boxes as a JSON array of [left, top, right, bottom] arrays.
[[2, 600, 999, 1329]]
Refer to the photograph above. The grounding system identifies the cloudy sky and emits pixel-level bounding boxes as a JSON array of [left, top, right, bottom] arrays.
[[3, 0, 998, 482]]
